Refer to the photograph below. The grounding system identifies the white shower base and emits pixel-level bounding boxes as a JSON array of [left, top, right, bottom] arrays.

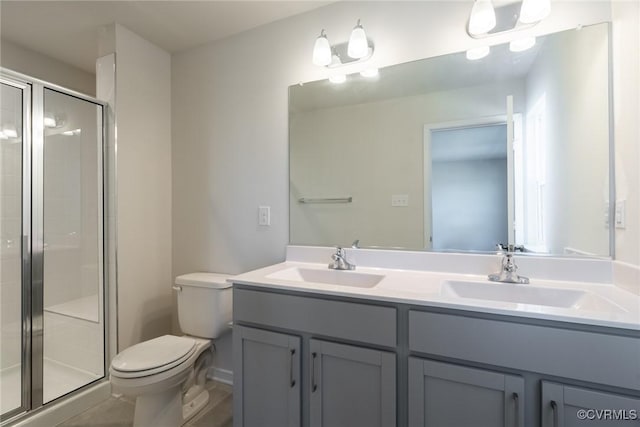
[[1, 358, 100, 414]]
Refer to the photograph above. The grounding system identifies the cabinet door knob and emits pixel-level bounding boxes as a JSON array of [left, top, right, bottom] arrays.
[[289, 349, 296, 388], [512, 392, 519, 427], [311, 352, 318, 392], [550, 400, 558, 427]]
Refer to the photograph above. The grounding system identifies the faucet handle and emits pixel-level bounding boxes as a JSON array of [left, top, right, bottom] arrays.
[[351, 240, 360, 249]]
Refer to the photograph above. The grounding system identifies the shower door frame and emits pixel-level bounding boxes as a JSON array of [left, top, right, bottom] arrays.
[[0, 69, 111, 424]]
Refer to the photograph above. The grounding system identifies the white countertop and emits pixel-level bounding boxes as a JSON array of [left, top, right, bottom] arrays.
[[231, 261, 640, 331]]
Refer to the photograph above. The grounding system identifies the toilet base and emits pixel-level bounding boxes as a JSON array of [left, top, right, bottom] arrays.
[[183, 387, 210, 423], [133, 385, 183, 427]]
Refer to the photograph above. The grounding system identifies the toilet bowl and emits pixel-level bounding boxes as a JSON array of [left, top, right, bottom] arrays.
[[110, 273, 232, 426]]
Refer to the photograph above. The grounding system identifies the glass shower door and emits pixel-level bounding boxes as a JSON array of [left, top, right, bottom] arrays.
[[40, 88, 105, 403], [0, 80, 29, 418]]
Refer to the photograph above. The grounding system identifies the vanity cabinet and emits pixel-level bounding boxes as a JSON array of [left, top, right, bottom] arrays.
[[233, 285, 639, 427], [310, 339, 396, 427], [233, 326, 301, 427], [233, 288, 398, 427], [541, 382, 640, 427], [408, 358, 524, 427]]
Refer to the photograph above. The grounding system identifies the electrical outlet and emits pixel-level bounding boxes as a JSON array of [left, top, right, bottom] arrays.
[[615, 200, 626, 229], [391, 194, 409, 207], [258, 206, 271, 226]]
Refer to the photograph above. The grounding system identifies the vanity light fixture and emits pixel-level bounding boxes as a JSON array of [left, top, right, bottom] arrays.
[[466, 0, 550, 39], [347, 19, 369, 59], [519, 0, 551, 24], [509, 36, 536, 52], [312, 29, 332, 66], [312, 19, 374, 69], [0, 131, 8, 140], [466, 45, 491, 60], [468, 0, 497, 36]]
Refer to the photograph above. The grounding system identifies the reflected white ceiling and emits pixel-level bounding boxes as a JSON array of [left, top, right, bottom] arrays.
[[0, 1, 331, 73]]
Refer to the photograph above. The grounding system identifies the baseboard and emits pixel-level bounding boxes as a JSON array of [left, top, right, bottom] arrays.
[[207, 366, 233, 386], [9, 380, 111, 427]]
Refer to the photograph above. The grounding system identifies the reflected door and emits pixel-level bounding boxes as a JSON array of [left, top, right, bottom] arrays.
[[430, 124, 509, 252]]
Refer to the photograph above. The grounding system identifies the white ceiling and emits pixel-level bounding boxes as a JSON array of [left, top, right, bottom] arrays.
[[0, 1, 331, 73]]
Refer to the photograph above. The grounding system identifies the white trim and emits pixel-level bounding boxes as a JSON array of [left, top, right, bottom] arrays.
[[207, 367, 233, 386]]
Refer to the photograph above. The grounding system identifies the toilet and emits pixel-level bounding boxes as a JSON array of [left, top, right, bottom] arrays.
[[110, 273, 232, 427]]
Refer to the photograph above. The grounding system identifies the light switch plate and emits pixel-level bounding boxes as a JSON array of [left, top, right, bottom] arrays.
[[258, 206, 271, 226], [391, 194, 409, 207]]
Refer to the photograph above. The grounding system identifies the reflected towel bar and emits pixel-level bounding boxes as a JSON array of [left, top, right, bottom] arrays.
[[298, 197, 353, 204]]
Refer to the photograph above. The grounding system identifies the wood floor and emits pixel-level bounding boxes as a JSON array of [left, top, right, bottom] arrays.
[[57, 381, 232, 427]]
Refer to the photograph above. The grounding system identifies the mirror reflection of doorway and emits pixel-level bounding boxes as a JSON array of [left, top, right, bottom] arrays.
[[430, 123, 508, 252]]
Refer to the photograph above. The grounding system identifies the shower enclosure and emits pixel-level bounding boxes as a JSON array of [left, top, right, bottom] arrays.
[[1, 72, 107, 422]]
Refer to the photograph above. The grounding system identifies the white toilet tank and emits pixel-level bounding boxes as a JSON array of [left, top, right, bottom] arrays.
[[174, 273, 233, 339]]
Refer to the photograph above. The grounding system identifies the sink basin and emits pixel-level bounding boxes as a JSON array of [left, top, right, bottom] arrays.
[[267, 267, 384, 288], [441, 280, 587, 308]]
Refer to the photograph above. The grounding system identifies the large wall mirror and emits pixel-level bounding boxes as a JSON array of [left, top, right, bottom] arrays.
[[289, 23, 612, 257]]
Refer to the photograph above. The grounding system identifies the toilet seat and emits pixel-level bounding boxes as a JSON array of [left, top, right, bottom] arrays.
[[111, 335, 197, 379]]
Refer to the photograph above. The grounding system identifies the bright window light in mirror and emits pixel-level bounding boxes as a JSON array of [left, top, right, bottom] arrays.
[[44, 114, 57, 128], [329, 74, 347, 84], [62, 128, 82, 136], [519, 0, 551, 24], [468, 0, 496, 35], [360, 68, 379, 78], [509, 36, 536, 52], [347, 19, 369, 59], [466, 46, 490, 60], [313, 29, 332, 66], [2, 124, 18, 138]]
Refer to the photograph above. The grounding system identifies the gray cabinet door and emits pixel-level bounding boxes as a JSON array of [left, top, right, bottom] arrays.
[[233, 326, 301, 427], [542, 381, 640, 427], [309, 339, 396, 427], [408, 358, 524, 427]]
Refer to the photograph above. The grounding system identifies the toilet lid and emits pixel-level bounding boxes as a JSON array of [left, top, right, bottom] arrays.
[[111, 335, 196, 372]]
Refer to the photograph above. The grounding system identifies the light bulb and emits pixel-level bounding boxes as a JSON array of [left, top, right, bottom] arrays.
[[466, 46, 490, 60], [312, 30, 332, 66], [360, 68, 379, 78], [347, 19, 369, 59], [509, 36, 536, 52], [519, 0, 550, 24], [329, 74, 347, 84], [468, 0, 496, 35]]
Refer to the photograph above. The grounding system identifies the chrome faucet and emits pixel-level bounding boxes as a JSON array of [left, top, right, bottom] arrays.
[[488, 245, 529, 284], [329, 246, 356, 270]]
